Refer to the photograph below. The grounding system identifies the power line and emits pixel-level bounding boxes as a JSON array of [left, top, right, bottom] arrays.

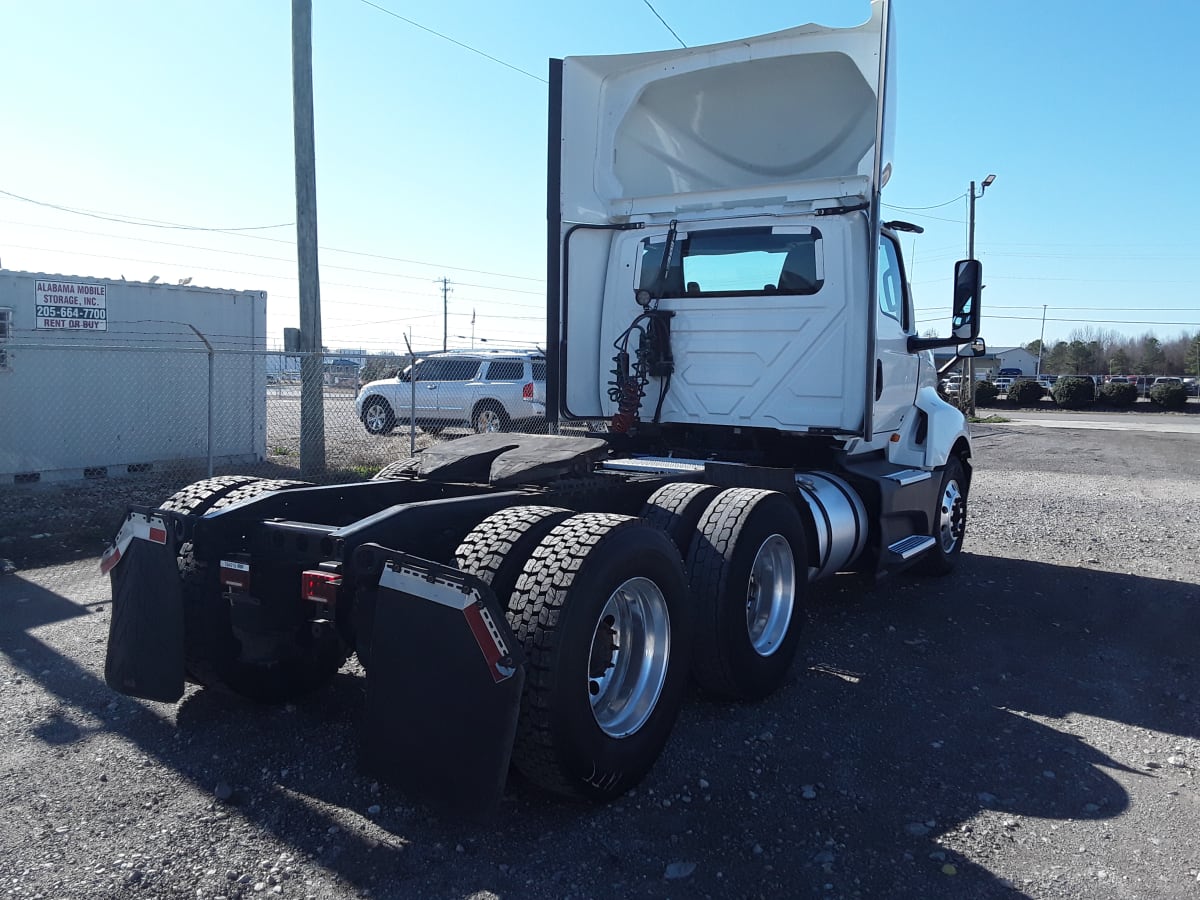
[[883, 209, 965, 225], [0, 187, 292, 232], [0, 242, 547, 300], [0, 214, 546, 285], [985, 314, 1198, 327], [643, 0, 687, 47], [916, 304, 1197, 314], [882, 194, 966, 212], [356, 0, 547, 83]]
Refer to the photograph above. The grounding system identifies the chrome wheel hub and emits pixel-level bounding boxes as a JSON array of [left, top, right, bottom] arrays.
[[936, 480, 966, 553], [588, 577, 671, 738], [745, 534, 795, 657]]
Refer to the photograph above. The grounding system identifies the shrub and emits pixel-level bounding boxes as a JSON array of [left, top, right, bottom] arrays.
[[1149, 382, 1188, 410], [1053, 376, 1095, 409], [973, 381, 1000, 406], [1007, 379, 1046, 406], [1098, 382, 1137, 407]]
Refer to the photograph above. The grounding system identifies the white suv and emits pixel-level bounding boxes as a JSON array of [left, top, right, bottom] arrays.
[[356, 349, 546, 435]]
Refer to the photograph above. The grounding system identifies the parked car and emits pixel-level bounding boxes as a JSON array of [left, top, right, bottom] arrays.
[[355, 349, 547, 435], [998, 367, 1023, 377], [993, 377, 1014, 392], [1153, 377, 1182, 387]]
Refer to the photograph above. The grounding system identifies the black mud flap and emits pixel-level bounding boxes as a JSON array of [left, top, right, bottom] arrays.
[[355, 544, 524, 816], [103, 510, 185, 702]]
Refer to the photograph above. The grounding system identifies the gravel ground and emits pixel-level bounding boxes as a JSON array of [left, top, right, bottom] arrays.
[[1, 421, 1199, 899]]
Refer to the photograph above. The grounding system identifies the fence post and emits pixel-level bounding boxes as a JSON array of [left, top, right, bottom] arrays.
[[186, 324, 216, 477], [403, 335, 416, 456], [207, 347, 215, 477]]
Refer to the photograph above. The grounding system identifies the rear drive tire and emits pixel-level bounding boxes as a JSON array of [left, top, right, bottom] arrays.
[[172, 478, 349, 702], [640, 482, 722, 557], [912, 456, 968, 576], [372, 457, 421, 480], [159, 475, 260, 515], [454, 506, 574, 609], [687, 488, 808, 701], [508, 514, 691, 801]]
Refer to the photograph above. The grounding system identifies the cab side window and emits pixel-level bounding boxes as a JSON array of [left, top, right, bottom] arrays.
[[877, 237, 908, 330]]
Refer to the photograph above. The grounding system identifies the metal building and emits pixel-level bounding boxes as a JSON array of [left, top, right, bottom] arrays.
[[0, 270, 267, 484]]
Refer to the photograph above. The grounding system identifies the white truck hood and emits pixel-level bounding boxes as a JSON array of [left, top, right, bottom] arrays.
[[558, 0, 893, 221]]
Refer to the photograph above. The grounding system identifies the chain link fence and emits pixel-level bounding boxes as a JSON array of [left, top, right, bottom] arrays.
[[0, 344, 567, 488], [0, 344, 566, 570]]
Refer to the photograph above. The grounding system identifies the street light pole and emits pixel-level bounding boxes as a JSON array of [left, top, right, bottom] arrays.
[[964, 174, 996, 414]]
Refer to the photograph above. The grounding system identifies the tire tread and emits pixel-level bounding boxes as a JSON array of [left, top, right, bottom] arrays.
[[507, 513, 638, 798]]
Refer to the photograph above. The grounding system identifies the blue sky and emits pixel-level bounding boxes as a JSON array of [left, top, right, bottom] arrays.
[[1, 0, 1197, 354]]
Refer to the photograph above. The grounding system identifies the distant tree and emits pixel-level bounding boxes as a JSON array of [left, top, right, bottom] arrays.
[[361, 353, 408, 384], [1162, 330, 1198, 375], [1136, 336, 1165, 375], [1108, 348, 1131, 375], [1044, 341, 1070, 373], [1065, 340, 1094, 374]]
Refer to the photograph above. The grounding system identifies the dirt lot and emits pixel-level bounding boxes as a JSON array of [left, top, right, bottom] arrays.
[[1, 421, 1199, 899]]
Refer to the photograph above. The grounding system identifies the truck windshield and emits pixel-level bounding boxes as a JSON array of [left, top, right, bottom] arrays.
[[638, 226, 824, 298]]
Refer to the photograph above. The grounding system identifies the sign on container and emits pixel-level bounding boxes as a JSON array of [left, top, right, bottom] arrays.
[[34, 280, 108, 331]]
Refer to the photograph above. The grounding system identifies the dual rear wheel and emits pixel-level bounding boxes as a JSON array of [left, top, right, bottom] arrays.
[[452, 485, 811, 801], [456, 508, 690, 801], [160, 477, 350, 704]]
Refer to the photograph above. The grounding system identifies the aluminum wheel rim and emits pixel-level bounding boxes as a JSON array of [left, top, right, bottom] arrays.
[[588, 576, 671, 738], [746, 534, 795, 657], [365, 404, 387, 431], [937, 480, 966, 553], [475, 408, 502, 432]]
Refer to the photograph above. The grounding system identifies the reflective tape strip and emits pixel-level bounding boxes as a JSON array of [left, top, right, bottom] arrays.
[[463, 604, 515, 682], [378, 564, 475, 611], [377, 563, 515, 682], [99, 512, 168, 575]]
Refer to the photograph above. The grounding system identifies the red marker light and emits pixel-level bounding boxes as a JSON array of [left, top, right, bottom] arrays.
[[522, 382, 534, 400], [302, 570, 342, 605]]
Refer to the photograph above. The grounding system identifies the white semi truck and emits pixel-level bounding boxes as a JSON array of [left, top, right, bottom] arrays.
[[103, 0, 985, 813]]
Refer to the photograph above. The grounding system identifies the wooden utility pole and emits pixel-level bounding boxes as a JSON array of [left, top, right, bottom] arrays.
[[293, 0, 325, 475], [439, 277, 451, 351]]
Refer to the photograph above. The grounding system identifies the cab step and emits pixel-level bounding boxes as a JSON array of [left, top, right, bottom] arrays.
[[887, 535, 936, 561]]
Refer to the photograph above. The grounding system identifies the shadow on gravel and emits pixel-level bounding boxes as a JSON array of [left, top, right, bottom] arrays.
[[2, 551, 1197, 899]]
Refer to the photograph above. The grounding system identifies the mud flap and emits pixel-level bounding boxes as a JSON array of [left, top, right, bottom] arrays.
[[103, 511, 185, 702], [355, 545, 524, 816]]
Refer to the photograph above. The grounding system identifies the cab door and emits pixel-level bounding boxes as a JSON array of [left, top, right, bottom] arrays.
[[873, 234, 919, 435]]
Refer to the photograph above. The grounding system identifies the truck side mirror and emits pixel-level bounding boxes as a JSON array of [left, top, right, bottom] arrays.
[[951, 259, 982, 340]]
